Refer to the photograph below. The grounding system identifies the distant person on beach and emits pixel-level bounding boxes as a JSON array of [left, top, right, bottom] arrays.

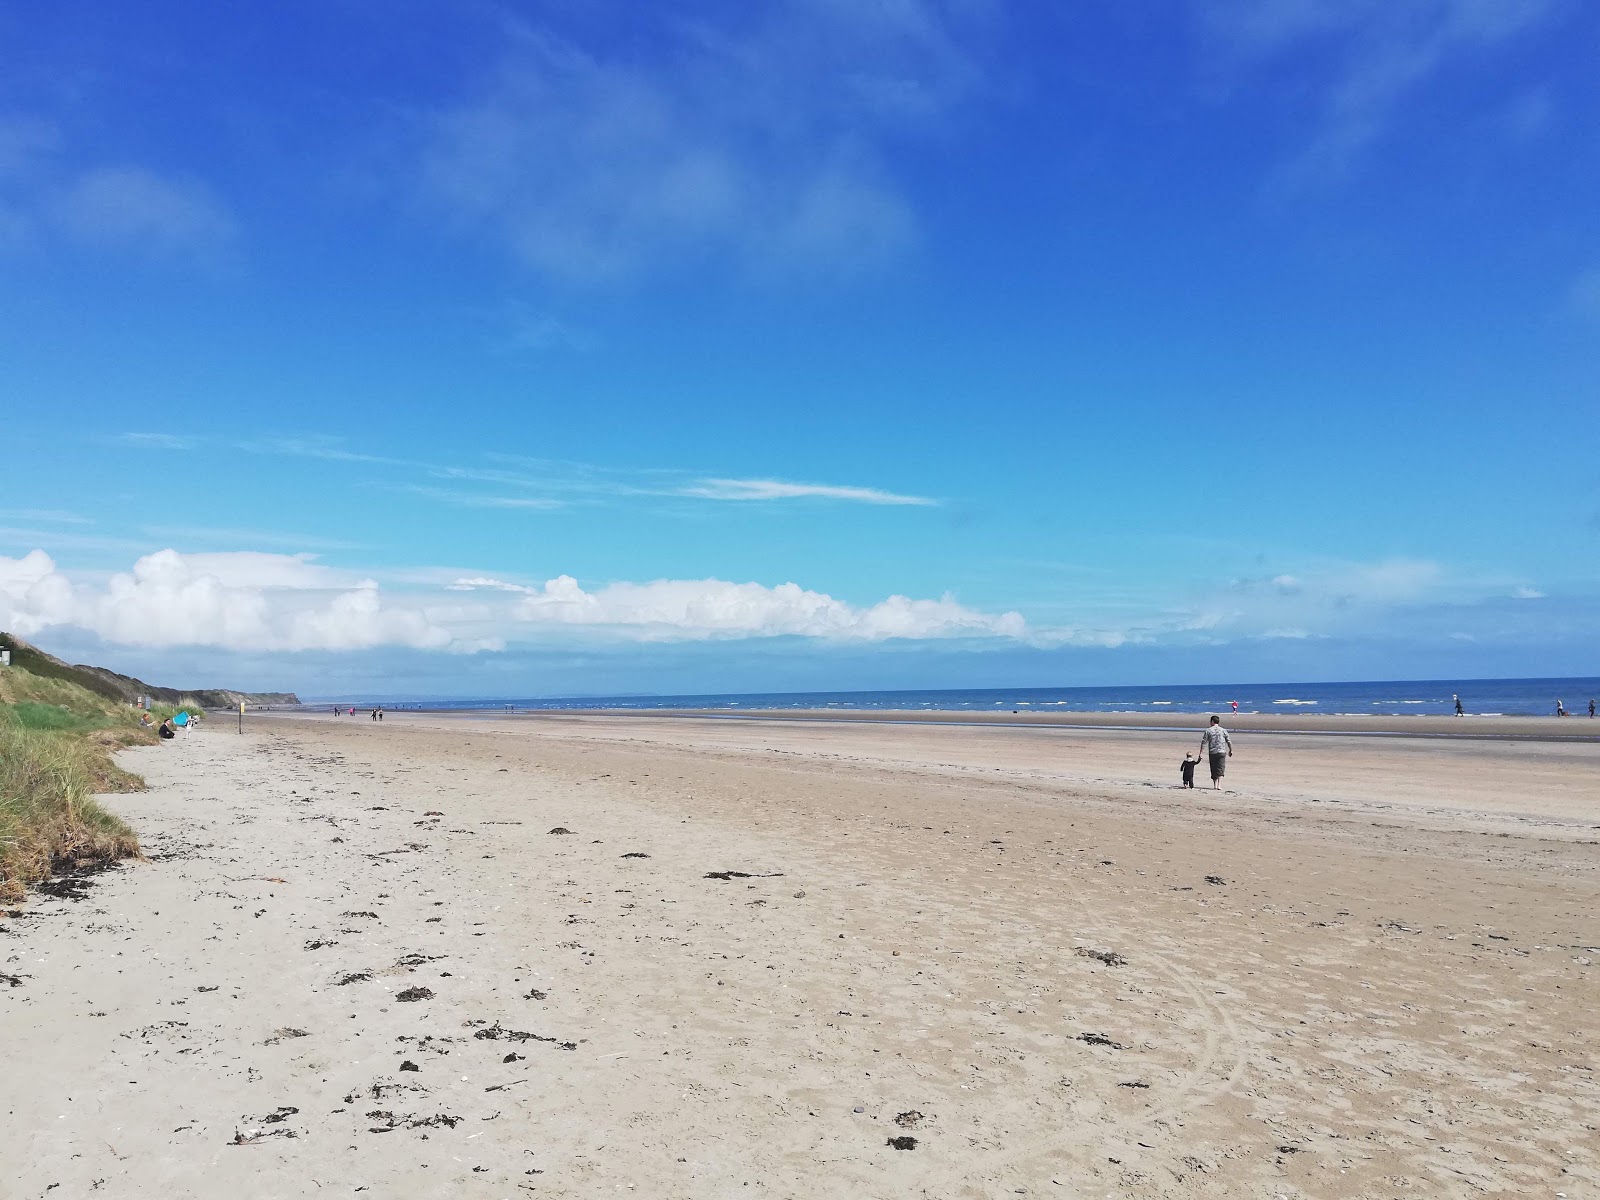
[[1180, 753, 1198, 789], [1454, 694, 1464, 716], [378, 707, 384, 721], [158, 718, 176, 740], [1230, 700, 1238, 715], [1200, 716, 1233, 788], [1590, 699, 1595, 718], [1556, 700, 1567, 717]]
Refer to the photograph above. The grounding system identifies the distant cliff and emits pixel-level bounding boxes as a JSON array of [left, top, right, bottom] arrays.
[[0, 633, 300, 709]]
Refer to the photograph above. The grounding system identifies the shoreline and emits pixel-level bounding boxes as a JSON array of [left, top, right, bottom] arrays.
[[270, 705, 1600, 743]]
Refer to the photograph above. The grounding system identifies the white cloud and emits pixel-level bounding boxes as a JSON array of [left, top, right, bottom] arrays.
[[0, 549, 464, 653], [415, 2, 986, 281], [0, 509, 90, 525], [1570, 267, 1600, 324], [115, 434, 943, 512], [55, 166, 234, 259], [391, 485, 565, 510], [1512, 586, 1545, 600], [449, 574, 1025, 642], [445, 576, 531, 593], [120, 432, 198, 451], [1180, 557, 1450, 641], [680, 478, 936, 505], [1204, 0, 1560, 182]]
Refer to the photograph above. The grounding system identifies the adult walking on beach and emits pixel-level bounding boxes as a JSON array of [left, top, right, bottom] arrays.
[[1556, 699, 1567, 717], [1454, 693, 1464, 716], [1200, 715, 1233, 789]]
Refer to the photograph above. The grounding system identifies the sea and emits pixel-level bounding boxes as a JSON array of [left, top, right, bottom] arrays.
[[315, 678, 1600, 719]]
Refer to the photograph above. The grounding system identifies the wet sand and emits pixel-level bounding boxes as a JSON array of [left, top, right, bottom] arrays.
[[3, 714, 1597, 1198], [599, 707, 1600, 740]]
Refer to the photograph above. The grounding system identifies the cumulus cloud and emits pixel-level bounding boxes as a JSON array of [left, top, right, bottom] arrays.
[[680, 478, 935, 505], [449, 574, 1025, 642], [0, 549, 466, 653]]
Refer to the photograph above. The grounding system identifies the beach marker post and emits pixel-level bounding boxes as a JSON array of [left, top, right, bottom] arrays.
[[239, 700, 245, 734]]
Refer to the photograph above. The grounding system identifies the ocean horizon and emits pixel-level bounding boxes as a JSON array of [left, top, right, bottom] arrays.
[[301, 676, 1600, 719]]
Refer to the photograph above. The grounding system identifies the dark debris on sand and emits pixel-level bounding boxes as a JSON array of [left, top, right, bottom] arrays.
[[35, 862, 121, 902], [887, 1135, 918, 1150], [1074, 947, 1127, 967], [472, 1022, 576, 1050]]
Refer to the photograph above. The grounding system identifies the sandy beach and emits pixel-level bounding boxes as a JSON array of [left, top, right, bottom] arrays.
[[4, 712, 1597, 1198]]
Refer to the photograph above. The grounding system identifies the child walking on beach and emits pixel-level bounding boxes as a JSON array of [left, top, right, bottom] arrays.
[[1180, 753, 1198, 788]]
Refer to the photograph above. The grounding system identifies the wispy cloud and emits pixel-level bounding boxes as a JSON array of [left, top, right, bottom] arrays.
[[496, 303, 598, 353], [120, 432, 198, 451], [0, 509, 90, 525], [414, 1, 992, 283], [116, 431, 940, 512], [139, 525, 367, 552], [680, 478, 936, 505], [0, 120, 236, 261], [388, 484, 565, 510], [56, 166, 234, 261], [1512, 586, 1545, 600], [237, 436, 407, 467], [1570, 266, 1600, 324], [1203, 0, 1562, 184]]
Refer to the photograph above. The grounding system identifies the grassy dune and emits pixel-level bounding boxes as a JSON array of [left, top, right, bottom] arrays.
[[0, 666, 172, 904]]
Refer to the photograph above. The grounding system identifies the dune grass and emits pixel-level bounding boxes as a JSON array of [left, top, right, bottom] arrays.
[[0, 666, 152, 904]]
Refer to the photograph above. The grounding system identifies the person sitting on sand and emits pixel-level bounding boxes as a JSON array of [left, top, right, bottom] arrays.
[[1199, 715, 1232, 789], [1180, 752, 1198, 789], [158, 718, 176, 740]]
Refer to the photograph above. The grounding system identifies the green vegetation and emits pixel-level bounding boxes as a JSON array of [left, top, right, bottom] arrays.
[[0, 632, 131, 705], [0, 661, 150, 904], [0, 631, 299, 710], [6, 701, 110, 733]]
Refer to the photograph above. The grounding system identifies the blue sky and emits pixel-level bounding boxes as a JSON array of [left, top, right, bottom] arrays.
[[2, 0, 1597, 697]]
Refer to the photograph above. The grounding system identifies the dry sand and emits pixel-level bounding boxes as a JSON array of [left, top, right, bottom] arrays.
[[3, 712, 1597, 1199]]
